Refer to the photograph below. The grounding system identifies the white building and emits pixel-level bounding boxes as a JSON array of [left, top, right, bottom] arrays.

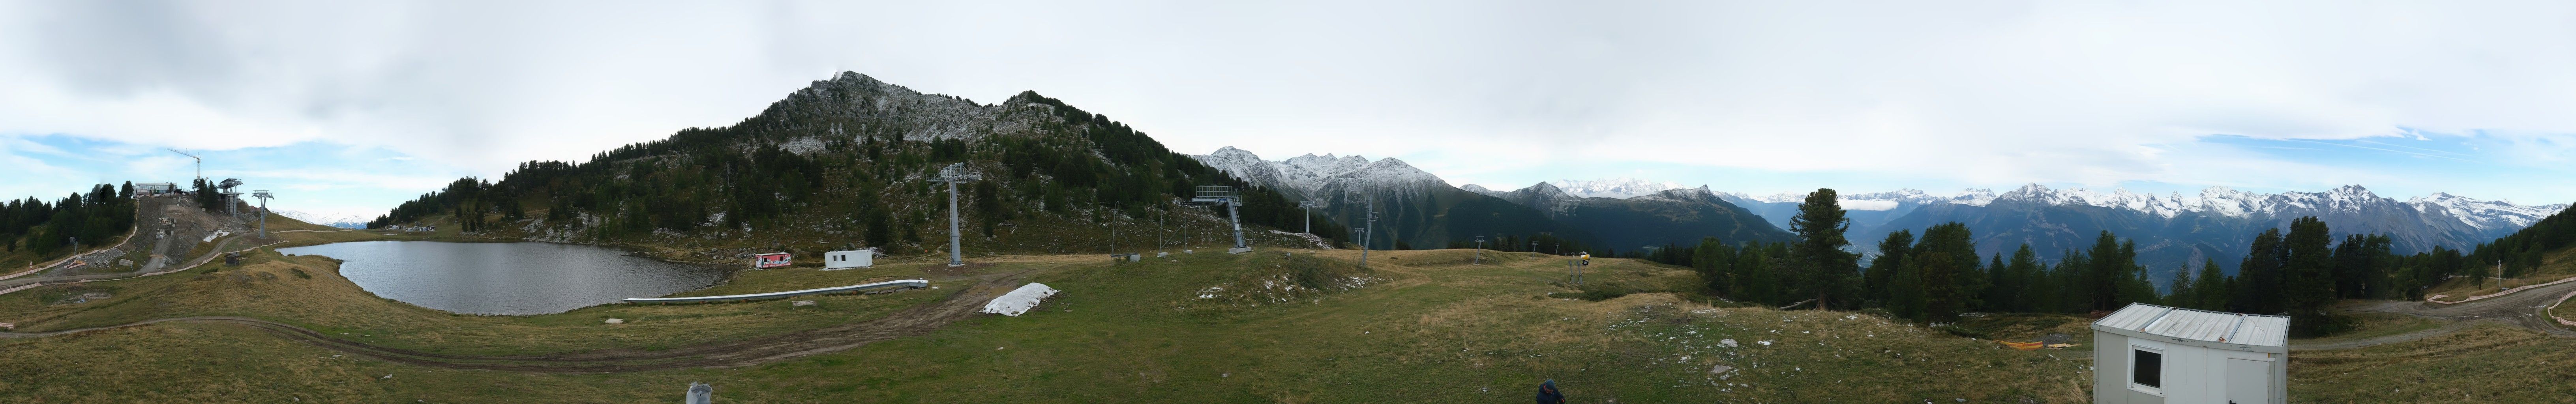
[[823, 249, 874, 270], [2090, 303, 2289, 404], [133, 182, 178, 195]]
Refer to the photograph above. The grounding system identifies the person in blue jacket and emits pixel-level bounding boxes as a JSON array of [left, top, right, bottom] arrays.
[[1535, 379, 1565, 404]]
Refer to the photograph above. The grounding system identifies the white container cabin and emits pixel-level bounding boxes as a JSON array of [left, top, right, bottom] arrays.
[[2090, 303, 2289, 404], [823, 249, 874, 270]]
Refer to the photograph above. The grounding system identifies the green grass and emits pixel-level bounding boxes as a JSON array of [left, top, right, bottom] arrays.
[[0, 248, 2105, 402], [2424, 247, 2576, 300], [2, 250, 952, 357], [2289, 322, 2576, 403]]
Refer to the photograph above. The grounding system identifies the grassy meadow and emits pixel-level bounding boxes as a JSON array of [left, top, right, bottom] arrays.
[[0, 243, 2126, 403]]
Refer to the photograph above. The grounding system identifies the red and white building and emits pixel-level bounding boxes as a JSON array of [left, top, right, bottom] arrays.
[[753, 252, 793, 268]]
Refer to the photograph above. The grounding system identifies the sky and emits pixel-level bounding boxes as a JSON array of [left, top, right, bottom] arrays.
[[6, 1, 2576, 219]]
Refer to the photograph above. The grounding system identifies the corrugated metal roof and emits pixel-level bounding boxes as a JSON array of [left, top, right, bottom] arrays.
[[2090, 303, 2289, 348], [2096, 304, 2169, 330]]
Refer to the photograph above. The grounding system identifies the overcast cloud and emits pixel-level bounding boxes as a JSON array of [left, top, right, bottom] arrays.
[[5, 0, 2575, 214]]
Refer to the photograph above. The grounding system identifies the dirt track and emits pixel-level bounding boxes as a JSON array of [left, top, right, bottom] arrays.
[[0, 270, 1031, 373], [2287, 279, 2576, 350]]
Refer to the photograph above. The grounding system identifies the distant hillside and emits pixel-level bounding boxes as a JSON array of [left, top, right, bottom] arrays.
[[1190, 147, 1588, 250], [1721, 184, 2571, 285], [278, 210, 372, 229], [1483, 182, 1794, 249], [366, 72, 1346, 257]]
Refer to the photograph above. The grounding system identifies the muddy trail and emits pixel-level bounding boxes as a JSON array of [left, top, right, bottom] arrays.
[[0, 270, 1031, 373]]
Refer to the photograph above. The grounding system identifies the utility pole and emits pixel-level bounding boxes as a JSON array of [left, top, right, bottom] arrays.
[[251, 190, 274, 238], [1575, 251, 1591, 285], [928, 163, 981, 267], [1297, 200, 1324, 234], [1346, 193, 1376, 269], [1106, 204, 1116, 256], [1472, 236, 1485, 265]]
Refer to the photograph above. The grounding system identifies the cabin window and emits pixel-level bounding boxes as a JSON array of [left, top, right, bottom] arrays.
[[2133, 348, 2163, 388]]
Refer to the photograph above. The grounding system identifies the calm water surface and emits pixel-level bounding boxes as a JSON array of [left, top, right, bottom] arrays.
[[277, 241, 730, 315]]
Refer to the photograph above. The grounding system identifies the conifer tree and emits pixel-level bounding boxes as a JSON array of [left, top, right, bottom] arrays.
[[2192, 258, 2227, 310], [1913, 223, 1984, 310], [2168, 266, 2195, 309], [2053, 251, 2092, 313], [2006, 245, 2042, 312], [1692, 237, 1735, 297], [2235, 229, 2288, 314], [1985, 253, 2010, 312], [2282, 217, 2337, 330], [1919, 252, 1963, 322], [1788, 189, 1857, 309], [2083, 231, 2142, 311], [1865, 230, 1914, 306], [1888, 254, 1926, 322]]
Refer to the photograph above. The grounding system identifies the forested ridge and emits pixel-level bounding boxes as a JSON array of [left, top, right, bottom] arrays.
[[1637, 188, 2576, 337], [2, 183, 140, 266], [366, 72, 1344, 257]]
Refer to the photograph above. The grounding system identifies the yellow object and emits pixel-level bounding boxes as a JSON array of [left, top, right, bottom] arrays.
[[2001, 341, 2044, 350]]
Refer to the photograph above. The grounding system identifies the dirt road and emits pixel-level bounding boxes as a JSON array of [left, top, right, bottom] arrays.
[[2288, 279, 2576, 350], [0, 270, 1031, 373]]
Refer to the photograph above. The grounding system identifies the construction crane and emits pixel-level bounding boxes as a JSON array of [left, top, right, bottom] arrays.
[[165, 148, 202, 182]]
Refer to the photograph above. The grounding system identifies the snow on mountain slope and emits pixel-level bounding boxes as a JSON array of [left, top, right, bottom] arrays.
[[2410, 193, 2572, 231], [1549, 178, 1687, 199], [1190, 147, 2569, 240], [1782, 183, 2566, 231], [1460, 184, 1503, 197], [1195, 146, 1290, 190], [278, 210, 374, 229], [1189, 147, 1449, 196]]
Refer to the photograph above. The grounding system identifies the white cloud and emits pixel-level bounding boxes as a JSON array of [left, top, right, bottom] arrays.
[[2, 1, 2574, 204], [1838, 199, 1900, 211]]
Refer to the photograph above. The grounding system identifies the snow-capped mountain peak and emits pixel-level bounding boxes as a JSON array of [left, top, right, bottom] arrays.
[[2406, 192, 2572, 230], [1189, 147, 1450, 196], [1550, 178, 1688, 199]]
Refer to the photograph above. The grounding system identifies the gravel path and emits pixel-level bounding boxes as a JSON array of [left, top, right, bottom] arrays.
[[2291, 279, 2576, 350]]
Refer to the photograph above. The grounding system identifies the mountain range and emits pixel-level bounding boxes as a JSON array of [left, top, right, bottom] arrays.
[[1192, 147, 1590, 250], [1192, 147, 1794, 252], [276, 210, 374, 229], [1719, 184, 2568, 282], [1196, 143, 2569, 283]]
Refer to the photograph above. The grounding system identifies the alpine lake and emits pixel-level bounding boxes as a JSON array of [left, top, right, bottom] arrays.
[[276, 241, 731, 315]]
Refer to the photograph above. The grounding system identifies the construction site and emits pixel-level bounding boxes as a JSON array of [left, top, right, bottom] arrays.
[[0, 181, 289, 300]]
